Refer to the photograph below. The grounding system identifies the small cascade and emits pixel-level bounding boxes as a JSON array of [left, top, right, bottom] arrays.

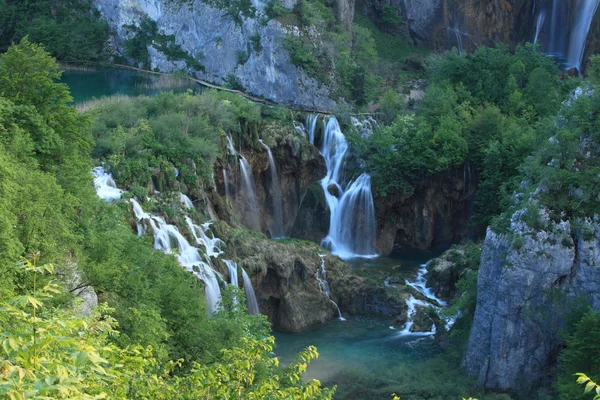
[[239, 155, 261, 231], [534, 10, 546, 45], [567, 0, 600, 70], [179, 193, 194, 209], [305, 114, 319, 145], [185, 217, 224, 258], [405, 264, 447, 307], [130, 198, 222, 315], [242, 268, 259, 315], [293, 121, 308, 138], [259, 139, 285, 238], [316, 255, 345, 321], [306, 116, 377, 259], [399, 295, 437, 336], [398, 262, 456, 336], [92, 167, 123, 201]]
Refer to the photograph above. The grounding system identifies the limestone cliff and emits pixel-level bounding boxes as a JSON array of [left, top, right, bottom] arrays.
[[93, 0, 335, 110], [463, 209, 600, 391]]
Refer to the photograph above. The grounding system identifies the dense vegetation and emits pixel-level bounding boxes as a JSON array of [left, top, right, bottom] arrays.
[[0, 39, 332, 399], [347, 44, 586, 231], [0, 0, 109, 63]]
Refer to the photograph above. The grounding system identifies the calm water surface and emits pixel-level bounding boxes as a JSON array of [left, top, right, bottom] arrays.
[[61, 68, 197, 104]]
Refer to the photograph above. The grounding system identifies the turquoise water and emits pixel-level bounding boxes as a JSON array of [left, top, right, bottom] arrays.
[[274, 248, 444, 384], [60, 68, 197, 104], [274, 315, 440, 383]]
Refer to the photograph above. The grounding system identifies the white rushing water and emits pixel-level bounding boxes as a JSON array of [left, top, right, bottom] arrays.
[[242, 268, 260, 315], [316, 255, 345, 320], [92, 167, 123, 201], [259, 140, 285, 238], [131, 199, 223, 315], [398, 262, 457, 336], [306, 115, 377, 260], [239, 155, 261, 231], [179, 193, 194, 209], [91, 166, 263, 317]]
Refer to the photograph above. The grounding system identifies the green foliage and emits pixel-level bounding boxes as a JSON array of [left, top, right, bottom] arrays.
[[556, 310, 600, 400], [284, 34, 320, 74], [250, 33, 263, 53], [0, 0, 109, 64], [0, 257, 335, 399], [204, 0, 257, 26], [89, 90, 260, 190], [348, 44, 570, 230], [265, 0, 288, 19]]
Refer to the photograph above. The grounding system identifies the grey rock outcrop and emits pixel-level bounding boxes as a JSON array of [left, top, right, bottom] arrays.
[[93, 0, 335, 110], [464, 210, 600, 391]]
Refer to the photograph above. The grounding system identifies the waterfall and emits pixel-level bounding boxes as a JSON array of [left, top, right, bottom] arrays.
[[179, 193, 194, 209], [399, 295, 437, 336], [225, 259, 239, 287], [130, 198, 222, 315], [185, 217, 224, 258], [259, 140, 285, 238], [534, 10, 546, 45], [306, 114, 319, 145], [306, 116, 377, 259], [567, 0, 600, 70], [397, 262, 456, 336], [242, 268, 259, 315], [316, 255, 345, 320], [92, 167, 123, 201], [222, 168, 231, 200], [239, 156, 261, 231], [92, 167, 261, 317]]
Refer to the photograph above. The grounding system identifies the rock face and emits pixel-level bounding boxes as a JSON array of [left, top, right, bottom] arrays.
[[93, 0, 335, 110], [213, 122, 326, 238], [375, 164, 477, 254], [464, 211, 600, 391]]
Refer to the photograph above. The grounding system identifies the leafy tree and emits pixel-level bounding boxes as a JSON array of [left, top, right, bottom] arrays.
[[556, 310, 600, 400]]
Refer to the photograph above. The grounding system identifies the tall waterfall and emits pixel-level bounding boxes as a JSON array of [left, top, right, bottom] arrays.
[[259, 140, 285, 238], [536, 0, 600, 71], [306, 116, 377, 259], [239, 155, 261, 231], [567, 0, 600, 70], [242, 268, 259, 315], [316, 255, 345, 320]]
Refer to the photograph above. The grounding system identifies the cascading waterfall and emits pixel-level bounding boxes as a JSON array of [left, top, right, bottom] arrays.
[[405, 264, 447, 307], [316, 255, 345, 320], [222, 168, 231, 200], [239, 156, 261, 231], [130, 199, 223, 315], [92, 167, 123, 201], [567, 0, 600, 70], [242, 268, 259, 315], [259, 139, 285, 238], [306, 116, 377, 259], [398, 262, 457, 336]]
